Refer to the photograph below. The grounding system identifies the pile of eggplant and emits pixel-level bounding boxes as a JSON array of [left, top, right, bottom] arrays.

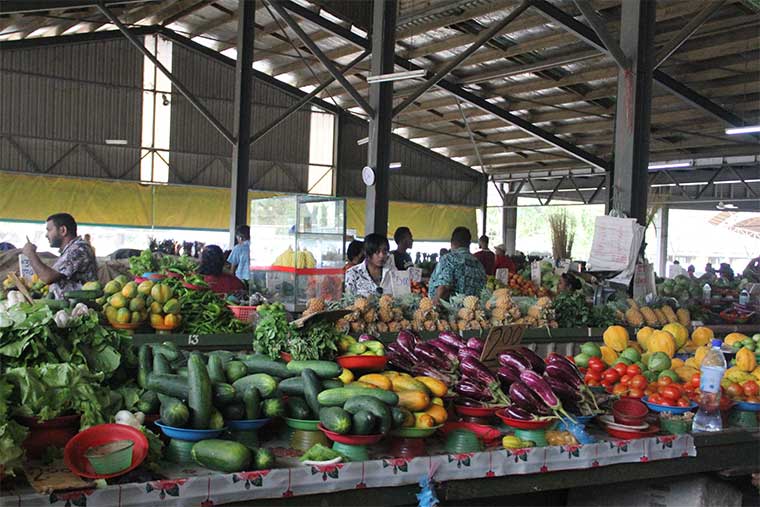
[[498, 349, 599, 421]]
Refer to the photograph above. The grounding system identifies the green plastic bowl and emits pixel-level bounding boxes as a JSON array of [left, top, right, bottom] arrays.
[[285, 418, 320, 431], [85, 440, 134, 475], [444, 429, 483, 454], [659, 416, 691, 435], [391, 425, 442, 438]]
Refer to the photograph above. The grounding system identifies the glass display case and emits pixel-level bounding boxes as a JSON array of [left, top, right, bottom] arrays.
[[249, 195, 346, 312]]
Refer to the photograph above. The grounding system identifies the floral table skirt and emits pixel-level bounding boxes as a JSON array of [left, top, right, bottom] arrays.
[[1, 434, 695, 507]]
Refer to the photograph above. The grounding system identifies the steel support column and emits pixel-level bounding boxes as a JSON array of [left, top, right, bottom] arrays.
[[229, 0, 255, 245], [502, 182, 518, 256], [364, 0, 397, 236], [611, 0, 656, 224], [657, 206, 669, 278]]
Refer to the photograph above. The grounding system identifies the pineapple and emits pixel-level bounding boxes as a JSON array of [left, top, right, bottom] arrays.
[[677, 308, 691, 327], [363, 309, 377, 323], [456, 320, 467, 332], [354, 297, 370, 312], [457, 308, 474, 321], [392, 308, 404, 321], [376, 322, 389, 333], [493, 288, 509, 299], [379, 307, 393, 323], [419, 297, 434, 313], [379, 294, 393, 308], [388, 321, 401, 333], [424, 320, 437, 332], [625, 308, 645, 327], [463, 295, 479, 310]]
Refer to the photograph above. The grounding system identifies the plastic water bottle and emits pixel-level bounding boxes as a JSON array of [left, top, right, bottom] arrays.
[[739, 288, 749, 305], [693, 339, 727, 432], [702, 283, 712, 305]]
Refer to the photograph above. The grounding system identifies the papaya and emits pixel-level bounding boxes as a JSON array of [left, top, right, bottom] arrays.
[[600, 345, 619, 366], [358, 374, 393, 390], [82, 281, 102, 291], [116, 307, 131, 324], [636, 326, 654, 351], [129, 295, 146, 312], [424, 404, 447, 425], [164, 314, 181, 328], [390, 376, 430, 393], [724, 333, 748, 346], [163, 298, 181, 315], [121, 281, 138, 299], [691, 327, 714, 347], [414, 377, 448, 398], [736, 347, 757, 372], [104, 280, 122, 296], [603, 326, 629, 352], [662, 323, 688, 350], [137, 280, 154, 296], [150, 313, 164, 327], [647, 330, 676, 358], [109, 293, 127, 309], [151, 284, 173, 304], [150, 301, 163, 314], [397, 390, 430, 412], [413, 412, 435, 428], [130, 311, 142, 324], [694, 346, 709, 366]]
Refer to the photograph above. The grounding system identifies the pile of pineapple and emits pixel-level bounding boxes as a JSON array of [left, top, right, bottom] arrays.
[[485, 288, 522, 326], [411, 296, 451, 333], [624, 298, 691, 329], [332, 295, 412, 335], [517, 296, 556, 328]]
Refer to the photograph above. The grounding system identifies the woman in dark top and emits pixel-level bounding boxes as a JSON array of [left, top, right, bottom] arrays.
[[198, 245, 244, 294]]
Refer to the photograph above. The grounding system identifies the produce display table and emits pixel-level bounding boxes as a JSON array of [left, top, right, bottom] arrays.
[[5, 430, 758, 507]]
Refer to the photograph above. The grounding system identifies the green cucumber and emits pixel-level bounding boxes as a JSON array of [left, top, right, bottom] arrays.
[[391, 407, 412, 429], [225, 361, 248, 384], [209, 350, 235, 365], [137, 344, 152, 389], [243, 386, 261, 420], [207, 354, 226, 384], [63, 289, 102, 300], [187, 353, 212, 429], [159, 394, 189, 427], [153, 352, 172, 375], [208, 408, 225, 430], [146, 373, 236, 406], [253, 448, 274, 470], [192, 439, 251, 473], [319, 406, 352, 434], [239, 354, 293, 378], [286, 397, 312, 420], [152, 341, 180, 362], [176, 366, 188, 377], [279, 377, 342, 396], [136, 390, 159, 414], [317, 387, 398, 407], [301, 369, 322, 418], [222, 403, 246, 421], [343, 396, 392, 435], [286, 360, 342, 379], [232, 373, 278, 399], [262, 398, 285, 418], [351, 410, 377, 435]]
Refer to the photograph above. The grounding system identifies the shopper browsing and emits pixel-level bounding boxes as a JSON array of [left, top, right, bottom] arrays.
[[22, 213, 98, 299], [473, 235, 496, 276], [429, 227, 486, 304], [345, 239, 364, 271], [200, 245, 245, 294], [494, 244, 516, 274], [345, 233, 395, 297], [390, 226, 414, 271], [227, 225, 250, 282]]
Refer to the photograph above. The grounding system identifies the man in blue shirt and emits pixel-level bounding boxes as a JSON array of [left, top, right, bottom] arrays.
[[227, 225, 250, 282], [429, 226, 486, 304]]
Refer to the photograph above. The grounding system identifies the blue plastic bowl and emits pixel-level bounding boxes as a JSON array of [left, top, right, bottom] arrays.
[[642, 396, 697, 415], [734, 401, 760, 412], [154, 421, 226, 441], [226, 418, 271, 431]]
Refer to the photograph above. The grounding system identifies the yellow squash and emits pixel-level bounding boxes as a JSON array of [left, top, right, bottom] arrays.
[[424, 404, 448, 425], [636, 326, 654, 351], [358, 374, 393, 390], [414, 377, 448, 398], [691, 327, 714, 347], [662, 323, 688, 350], [397, 390, 431, 412], [600, 345, 619, 366], [390, 376, 430, 393]]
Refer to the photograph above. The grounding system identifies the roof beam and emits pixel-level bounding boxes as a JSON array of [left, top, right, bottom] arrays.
[[654, 0, 726, 69], [0, 1, 152, 15], [572, 0, 628, 68], [279, 0, 610, 171], [530, 0, 745, 128]]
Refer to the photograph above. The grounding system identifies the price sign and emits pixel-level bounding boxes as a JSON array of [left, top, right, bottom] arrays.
[[495, 268, 509, 285], [479, 325, 526, 368], [531, 261, 541, 288], [187, 334, 200, 346], [390, 270, 411, 297], [408, 267, 422, 283]]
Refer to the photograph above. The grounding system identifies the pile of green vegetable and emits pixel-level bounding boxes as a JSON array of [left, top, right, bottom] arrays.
[[172, 283, 250, 335], [129, 249, 159, 276], [552, 292, 616, 329], [253, 302, 296, 359], [253, 303, 342, 361]]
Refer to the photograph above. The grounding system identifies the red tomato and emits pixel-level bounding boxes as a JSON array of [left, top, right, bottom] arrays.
[[690, 373, 701, 388], [612, 383, 628, 396], [603, 370, 620, 383], [601, 379, 614, 388], [660, 399, 677, 407], [742, 381, 759, 397], [626, 364, 642, 376], [719, 396, 733, 410], [605, 384, 614, 394], [658, 376, 673, 387], [661, 386, 681, 401], [620, 374, 632, 386], [628, 388, 644, 399], [649, 393, 664, 405], [586, 378, 600, 387], [726, 383, 743, 399], [589, 359, 605, 373], [682, 383, 695, 393], [613, 363, 628, 376], [630, 375, 648, 390], [676, 398, 691, 407]]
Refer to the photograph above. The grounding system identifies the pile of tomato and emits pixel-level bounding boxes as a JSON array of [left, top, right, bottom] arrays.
[[724, 380, 760, 404], [583, 357, 649, 396], [645, 376, 696, 407]]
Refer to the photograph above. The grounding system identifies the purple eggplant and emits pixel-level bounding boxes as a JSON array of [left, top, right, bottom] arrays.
[[428, 339, 460, 365], [519, 370, 574, 421], [358, 334, 375, 342], [503, 405, 533, 421], [498, 350, 531, 372], [509, 381, 551, 416], [544, 362, 582, 389], [517, 346, 545, 374], [455, 379, 493, 401], [387, 342, 418, 363], [546, 353, 583, 379], [460, 357, 496, 386], [415, 342, 452, 371], [412, 365, 456, 386], [457, 347, 481, 362], [466, 337, 483, 352], [497, 364, 521, 388], [544, 374, 581, 403], [457, 397, 486, 407], [396, 330, 419, 358], [387, 353, 414, 372], [438, 331, 465, 349]]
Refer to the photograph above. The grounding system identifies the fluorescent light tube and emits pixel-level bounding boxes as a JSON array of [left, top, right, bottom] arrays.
[[725, 125, 760, 135], [389, 162, 402, 169], [105, 139, 128, 145], [366, 69, 426, 84], [648, 161, 693, 170], [357, 137, 369, 146]]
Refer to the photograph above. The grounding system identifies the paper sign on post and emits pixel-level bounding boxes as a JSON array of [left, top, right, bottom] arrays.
[[408, 267, 422, 283], [390, 270, 411, 297], [531, 261, 541, 288], [479, 325, 526, 368], [495, 268, 509, 285]]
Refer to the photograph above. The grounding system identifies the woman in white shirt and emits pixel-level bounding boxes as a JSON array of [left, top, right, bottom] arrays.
[[345, 233, 396, 297]]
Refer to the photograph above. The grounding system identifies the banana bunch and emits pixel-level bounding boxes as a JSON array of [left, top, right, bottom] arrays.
[[273, 247, 317, 269]]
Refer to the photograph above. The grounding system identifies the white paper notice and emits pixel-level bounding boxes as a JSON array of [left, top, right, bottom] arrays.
[[390, 270, 411, 297], [408, 267, 422, 283], [531, 261, 541, 288], [588, 215, 645, 277], [495, 268, 509, 285]]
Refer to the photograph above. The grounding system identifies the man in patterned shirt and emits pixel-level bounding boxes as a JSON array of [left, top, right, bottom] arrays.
[[22, 213, 98, 299], [429, 226, 486, 304]]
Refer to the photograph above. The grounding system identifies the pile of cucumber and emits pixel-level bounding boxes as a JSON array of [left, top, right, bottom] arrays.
[[317, 387, 411, 437]]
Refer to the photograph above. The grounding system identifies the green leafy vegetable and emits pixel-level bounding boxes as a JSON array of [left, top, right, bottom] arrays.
[[140, 426, 164, 473], [288, 321, 340, 361], [299, 443, 342, 462], [128, 249, 159, 276], [253, 302, 295, 359]]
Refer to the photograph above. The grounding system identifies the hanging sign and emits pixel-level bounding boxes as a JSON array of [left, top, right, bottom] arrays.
[[390, 270, 411, 297], [479, 325, 526, 368], [408, 267, 422, 283], [495, 268, 509, 285], [531, 261, 541, 288]]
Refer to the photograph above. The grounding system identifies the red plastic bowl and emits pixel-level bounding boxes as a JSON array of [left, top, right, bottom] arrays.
[[317, 424, 383, 445], [454, 405, 503, 417], [604, 424, 659, 439], [613, 398, 649, 426], [439, 422, 501, 442], [336, 355, 388, 372], [182, 282, 209, 290], [64, 424, 148, 479], [280, 352, 292, 363], [495, 409, 555, 430]]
